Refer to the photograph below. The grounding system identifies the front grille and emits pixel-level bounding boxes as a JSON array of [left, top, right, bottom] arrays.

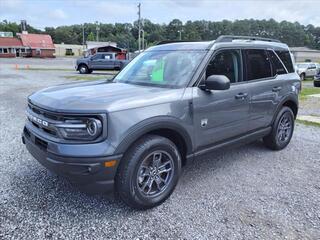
[[26, 102, 106, 143], [27, 103, 60, 137]]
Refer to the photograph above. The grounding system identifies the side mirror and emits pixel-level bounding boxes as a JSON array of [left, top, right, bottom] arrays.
[[202, 75, 230, 91]]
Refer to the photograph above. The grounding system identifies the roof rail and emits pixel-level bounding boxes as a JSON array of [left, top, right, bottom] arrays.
[[156, 40, 195, 45], [215, 35, 281, 43]]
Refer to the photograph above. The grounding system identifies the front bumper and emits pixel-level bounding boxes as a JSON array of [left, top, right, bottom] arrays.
[[22, 127, 122, 194]]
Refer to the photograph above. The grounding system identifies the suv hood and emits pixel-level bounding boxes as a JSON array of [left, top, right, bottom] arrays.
[[28, 81, 185, 113]]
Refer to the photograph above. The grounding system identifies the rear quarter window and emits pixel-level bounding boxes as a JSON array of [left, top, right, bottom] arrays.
[[275, 50, 294, 73]]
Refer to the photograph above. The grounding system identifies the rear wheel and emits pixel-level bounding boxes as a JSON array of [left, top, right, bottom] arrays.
[[116, 135, 181, 209], [78, 64, 89, 74], [263, 107, 294, 150], [300, 73, 305, 81]]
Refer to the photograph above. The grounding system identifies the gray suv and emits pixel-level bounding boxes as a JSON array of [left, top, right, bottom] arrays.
[[22, 36, 300, 209]]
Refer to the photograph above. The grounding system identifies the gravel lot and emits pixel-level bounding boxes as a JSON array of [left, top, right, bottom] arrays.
[[1, 59, 320, 239]]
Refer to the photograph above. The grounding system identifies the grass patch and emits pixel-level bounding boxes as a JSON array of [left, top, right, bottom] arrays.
[[297, 119, 320, 128], [64, 75, 111, 81], [299, 87, 320, 100]]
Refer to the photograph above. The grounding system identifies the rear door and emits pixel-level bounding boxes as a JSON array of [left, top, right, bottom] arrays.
[[193, 49, 250, 150], [100, 53, 115, 69], [243, 49, 287, 131], [306, 63, 317, 77]]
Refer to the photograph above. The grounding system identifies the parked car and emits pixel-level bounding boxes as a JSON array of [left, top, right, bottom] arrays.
[[75, 52, 129, 74], [22, 35, 300, 209], [296, 62, 319, 80]]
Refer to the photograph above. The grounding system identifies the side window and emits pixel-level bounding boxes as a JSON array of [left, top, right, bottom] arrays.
[[244, 49, 272, 81], [103, 54, 112, 59], [267, 50, 287, 75], [309, 64, 316, 69], [275, 50, 294, 73], [92, 54, 102, 60], [206, 49, 242, 83]]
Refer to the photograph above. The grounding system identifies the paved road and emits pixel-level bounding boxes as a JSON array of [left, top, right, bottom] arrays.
[[0, 66, 320, 239]]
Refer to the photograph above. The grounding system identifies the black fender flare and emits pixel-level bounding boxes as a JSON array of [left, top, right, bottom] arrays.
[[272, 94, 298, 124], [114, 116, 193, 156]]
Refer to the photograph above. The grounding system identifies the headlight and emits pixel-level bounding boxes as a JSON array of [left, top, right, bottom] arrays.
[[57, 118, 102, 140]]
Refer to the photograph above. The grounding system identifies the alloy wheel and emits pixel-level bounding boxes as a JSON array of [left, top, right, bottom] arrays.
[[277, 112, 292, 143], [136, 150, 174, 197]]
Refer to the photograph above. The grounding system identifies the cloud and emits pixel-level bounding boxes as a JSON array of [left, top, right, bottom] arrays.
[[0, 0, 319, 27], [49, 9, 67, 20]]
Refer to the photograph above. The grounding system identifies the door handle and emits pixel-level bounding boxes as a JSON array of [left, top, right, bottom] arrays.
[[235, 92, 248, 100], [272, 86, 282, 92]]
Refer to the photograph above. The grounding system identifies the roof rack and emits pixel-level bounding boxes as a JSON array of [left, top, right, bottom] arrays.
[[215, 35, 281, 43]]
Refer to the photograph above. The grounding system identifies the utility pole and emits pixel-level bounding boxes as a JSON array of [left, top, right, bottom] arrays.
[[95, 21, 100, 42], [178, 30, 182, 40], [137, 3, 141, 52]]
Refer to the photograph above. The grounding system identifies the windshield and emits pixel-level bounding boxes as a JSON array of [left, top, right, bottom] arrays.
[[115, 50, 206, 88]]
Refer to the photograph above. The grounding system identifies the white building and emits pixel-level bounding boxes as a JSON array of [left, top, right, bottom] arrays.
[[290, 47, 320, 62]]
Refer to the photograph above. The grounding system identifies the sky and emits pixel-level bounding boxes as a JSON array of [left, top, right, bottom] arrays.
[[1, 0, 319, 29]]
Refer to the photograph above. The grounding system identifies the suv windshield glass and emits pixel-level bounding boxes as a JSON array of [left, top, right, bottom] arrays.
[[115, 50, 206, 88]]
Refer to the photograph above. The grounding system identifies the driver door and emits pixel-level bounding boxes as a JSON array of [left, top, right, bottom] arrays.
[[193, 49, 250, 150]]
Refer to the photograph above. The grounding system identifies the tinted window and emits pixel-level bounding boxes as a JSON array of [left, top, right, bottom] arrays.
[[206, 49, 242, 83], [267, 50, 287, 75], [92, 54, 102, 60], [275, 50, 294, 73], [244, 49, 272, 81]]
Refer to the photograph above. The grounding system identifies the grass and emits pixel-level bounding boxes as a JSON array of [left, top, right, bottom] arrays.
[[299, 87, 320, 100], [297, 119, 320, 128], [64, 75, 112, 81]]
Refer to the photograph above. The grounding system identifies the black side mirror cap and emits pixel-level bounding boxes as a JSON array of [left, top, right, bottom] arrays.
[[201, 75, 231, 91]]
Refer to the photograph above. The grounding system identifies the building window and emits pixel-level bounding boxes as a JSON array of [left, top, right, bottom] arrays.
[[3, 48, 8, 53], [0, 48, 3, 54], [65, 48, 74, 56]]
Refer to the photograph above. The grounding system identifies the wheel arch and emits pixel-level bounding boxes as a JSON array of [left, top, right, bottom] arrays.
[[77, 62, 88, 70], [272, 95, 298, 124], [114, 117, 193, 166]]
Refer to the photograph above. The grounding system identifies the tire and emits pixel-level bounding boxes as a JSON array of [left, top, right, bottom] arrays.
[[300, 73, 305, 81], [115, 135, 182, 209], [78, 64, 89, 74], [314, 81, 320, 87], [263, 106, 295, 150]]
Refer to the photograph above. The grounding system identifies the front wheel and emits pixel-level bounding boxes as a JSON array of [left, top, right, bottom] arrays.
[[78, 64, 89, 74], [115, 135, 182, 209], [263, 107, 294, 150], [300, 73, 305, 81]]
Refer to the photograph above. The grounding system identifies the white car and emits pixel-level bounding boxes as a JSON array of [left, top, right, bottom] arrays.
[[296, 62, 319, 80]]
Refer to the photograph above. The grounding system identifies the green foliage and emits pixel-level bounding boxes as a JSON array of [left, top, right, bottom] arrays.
[[1, 19, 319, 51]]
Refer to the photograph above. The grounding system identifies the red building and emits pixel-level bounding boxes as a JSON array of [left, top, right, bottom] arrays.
[[0, 37, 23, 57], [19, 33, 55, 58], [0, 33, 55, 58]]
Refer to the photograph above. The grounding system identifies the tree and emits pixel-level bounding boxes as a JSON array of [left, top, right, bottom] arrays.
[[87, 32, 95, 41]]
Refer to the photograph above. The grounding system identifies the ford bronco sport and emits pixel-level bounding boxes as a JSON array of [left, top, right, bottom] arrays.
[[22, 36, 300, 209]]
